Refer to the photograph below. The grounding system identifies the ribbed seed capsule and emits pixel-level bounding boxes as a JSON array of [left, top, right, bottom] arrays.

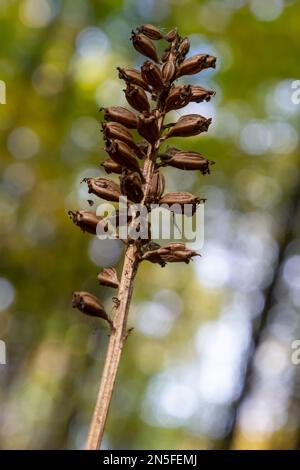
[[190, 86, 215, 103], [159, 192, 203, 215], [102, 122, 136, 149], [101, 158, 123, 175], [146, 170, 165, 203], [164, 85, 192, 112], [137, 112, 160, 144], [159, 148, 215, 174], [165, 114, 212, 138], [105, 139, 142, 175], [142, 244, 199, 266], [117, 67, 149, 91], [120, 169, 144, 203], [161, 44, 172, 62], [136, 24, 164, 40], [72, 291, 112, 326], [68, 210, 102, 234], [130, 32, 160, 63], [176, 54, 216, 77], [177, 37, 190, 61], [161, 61, 176, 82], [141, 61, 164, 90], [97, 268, 119, 289], [164, 27, 178, 42], [83, 177, 122, 202], [125, 84, 150, 113], [101, 106, 137, 129]]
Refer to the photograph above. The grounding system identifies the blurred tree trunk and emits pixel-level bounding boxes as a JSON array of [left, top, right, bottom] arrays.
[[222, 180, 300, 450]]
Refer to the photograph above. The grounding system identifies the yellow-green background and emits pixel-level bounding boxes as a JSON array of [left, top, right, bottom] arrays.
[[0, 0, 300, 450]]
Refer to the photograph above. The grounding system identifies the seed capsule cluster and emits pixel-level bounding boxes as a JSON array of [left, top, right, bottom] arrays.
[[69, 24, 216, 326]]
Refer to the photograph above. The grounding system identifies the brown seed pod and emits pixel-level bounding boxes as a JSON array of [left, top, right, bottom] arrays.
[[83, 177, 122, 202], [102, 122, 136, 149], [141, 60, 164, 90], [124, 84, 150, 113], [117, 67, 149, 91], [165, 114, 212, 138], [159, 192, 203, 215], [130, 31, 160, 63], [190, 86, 216, 103], [164, 27, 178, 42], [161, 44, 172, 62], [146, 169, 165, 203], [68, 210, 103, 234], [105, 139, 142, 175], [137, 112, 160, 144], [177, 37, 190, 61], [101, 106, 137, 129], [97, 268, 119, 289], [161, 61, 176, 82], [142, 244, 199, 266], [120, 169, 144, 203], [136, 24, 164, 40], [101, 158, 123, 174], [176, 54, 216, 77], [72, 291, 113, 326], [164, 85, 192, 112], [159, 147, 215, 174]]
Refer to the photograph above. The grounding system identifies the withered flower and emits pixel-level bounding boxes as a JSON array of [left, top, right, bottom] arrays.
[[120, 169, 144, 203], [159, 191, 203, 215], [97, 268, 119, 289], [137, 112, 160, 144], [102, 122, 136, 150], [141, 61, 164, 90], [125, 84, 150, 113], [177, 37, 190, 61], [72, 291, 113, 327], [161, 61, 176, 82], [83, 177, 122, 202], [142, 243, 199, 266], [146, 169, 165, 203], [159, 148, 215, 174], [164, 85, 192, 112], [164, 27, 178, 42], [105, 139, 141, 174], [101, 158, 123, 175], [130, 31, 160, 63], [101, 106, 137, 129], [68, 210, 103, 234], [136, 24, 164, 40], [190, 86, 215, 103], [177, 54, 216, 77], [165, 114, 212, 138], [117, 67, 149, 91]]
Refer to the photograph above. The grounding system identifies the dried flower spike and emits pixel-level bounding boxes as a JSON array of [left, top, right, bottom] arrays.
[[68, 24, 217, 451]]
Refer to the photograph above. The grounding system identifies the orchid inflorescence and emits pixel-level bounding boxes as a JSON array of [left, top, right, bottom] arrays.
[[69, 24, 216, 328]]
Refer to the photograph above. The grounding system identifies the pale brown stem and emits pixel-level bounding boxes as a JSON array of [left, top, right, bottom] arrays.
[[86, 111, 165, 451], [86, 243, 139, 450]]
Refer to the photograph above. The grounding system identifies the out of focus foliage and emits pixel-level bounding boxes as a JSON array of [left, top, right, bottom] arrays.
[[0, 0, 300, 450]]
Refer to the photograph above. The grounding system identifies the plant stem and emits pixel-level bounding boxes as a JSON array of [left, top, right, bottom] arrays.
[[86, 243, 139, 450], [86, 104, 165, 451]]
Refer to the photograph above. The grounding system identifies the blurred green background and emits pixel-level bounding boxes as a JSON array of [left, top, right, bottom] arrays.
[[1, 0, 300, 450]]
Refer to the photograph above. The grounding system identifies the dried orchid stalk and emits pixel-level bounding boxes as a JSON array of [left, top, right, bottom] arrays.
[[68, 24, 216, 450]]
